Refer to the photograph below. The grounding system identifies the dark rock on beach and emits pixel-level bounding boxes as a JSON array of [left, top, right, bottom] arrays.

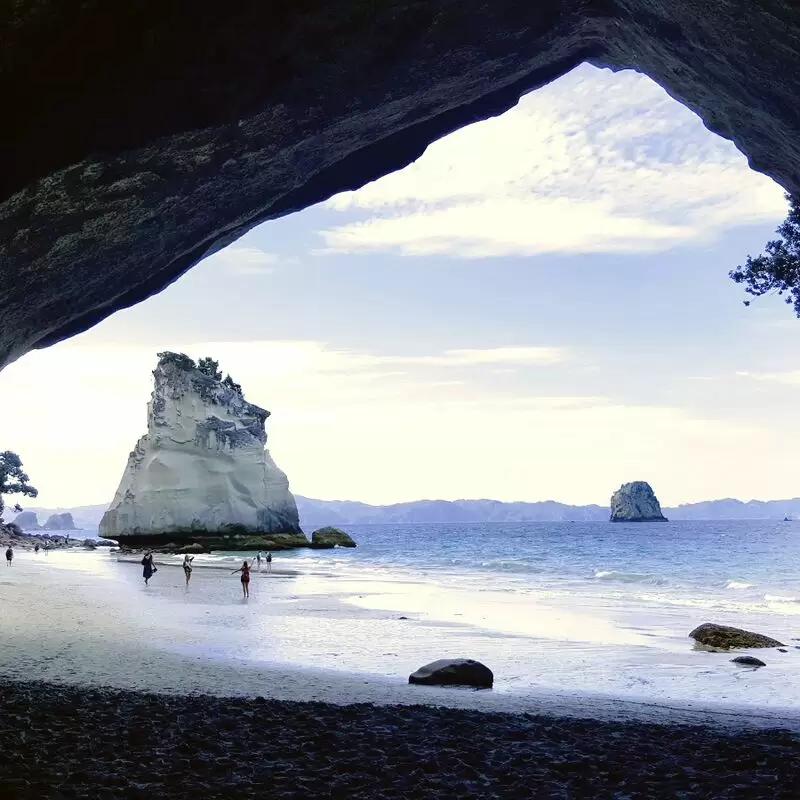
[[311, 526, 357, 548], [0, 681, 799, 799], [690, 623, 784, 649], [732, 656, 767, 667], [409, 659, 494, 688]]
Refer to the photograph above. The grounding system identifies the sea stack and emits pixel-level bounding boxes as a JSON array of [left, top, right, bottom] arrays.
[[609, 481, 668, 523], [99, 352, 308, 551]]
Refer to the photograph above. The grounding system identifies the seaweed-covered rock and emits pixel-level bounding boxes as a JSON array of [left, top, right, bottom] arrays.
[[690, 623, 783, 649], [310, 527, 357, 549], [610, 482, 667, 522], [409, 659, 493, 688]]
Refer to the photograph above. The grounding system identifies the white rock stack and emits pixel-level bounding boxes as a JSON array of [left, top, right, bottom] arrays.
[[609, 481, 668, 523], [99, 352, 307, 550]]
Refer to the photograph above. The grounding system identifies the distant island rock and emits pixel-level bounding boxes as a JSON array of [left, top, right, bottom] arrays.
[[99, 352, 309, 552], [43, 512, 77, 531], [609, 481, 668, 523], [14, 511, 41, 530]]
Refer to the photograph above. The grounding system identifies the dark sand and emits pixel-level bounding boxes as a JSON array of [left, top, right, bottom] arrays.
[[1, 681, 798, 798]]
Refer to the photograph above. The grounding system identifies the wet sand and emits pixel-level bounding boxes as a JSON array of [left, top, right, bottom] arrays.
[[2, 550, 800, 797]]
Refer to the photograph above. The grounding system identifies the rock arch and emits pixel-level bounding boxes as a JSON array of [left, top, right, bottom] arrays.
[[2, 0, 800, 367]]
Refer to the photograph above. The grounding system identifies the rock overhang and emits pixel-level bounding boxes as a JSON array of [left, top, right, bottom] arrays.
[[3, 1, 800, 368]]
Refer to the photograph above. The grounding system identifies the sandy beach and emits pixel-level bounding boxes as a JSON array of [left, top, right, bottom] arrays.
[[1, 549, 799, 796]]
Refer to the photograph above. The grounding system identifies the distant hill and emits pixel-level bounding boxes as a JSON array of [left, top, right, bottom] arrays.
[[296, 496, 800, 526], [10, 496, 800, 532]]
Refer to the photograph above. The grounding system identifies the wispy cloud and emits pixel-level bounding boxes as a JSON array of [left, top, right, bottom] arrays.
[[736, 370, 800, 386], [203, 246, 289, 275], [320, 65, 786, 258]]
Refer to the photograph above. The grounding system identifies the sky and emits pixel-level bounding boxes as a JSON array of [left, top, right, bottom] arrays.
[[2, 63, 799, 510]]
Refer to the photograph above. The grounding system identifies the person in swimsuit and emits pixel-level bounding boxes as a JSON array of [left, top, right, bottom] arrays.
[[232, 560, 251, 598], [256, 551, 263, 571], [266, 551, 272, 573], [182, 554, 194, 585], [34, 543, 40, 554], [141, 551, 155, 585], [5, 546, 13, 566]]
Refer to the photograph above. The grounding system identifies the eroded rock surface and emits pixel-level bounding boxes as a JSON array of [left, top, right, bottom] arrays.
[[690, 623, 784, 650], [99, 353, 306, 551], [3, 2, 800, 367], [610, 481, 667, 522]]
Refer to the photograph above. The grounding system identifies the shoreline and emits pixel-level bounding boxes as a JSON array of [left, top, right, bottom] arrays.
[[1, 680, 798, 798]]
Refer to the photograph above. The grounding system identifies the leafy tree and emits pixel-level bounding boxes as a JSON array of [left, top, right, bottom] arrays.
[[197, 357, 222, 381], [0, 451, 38, 517], [223, 374, 242, 394], [730, 194, 800, 314], [156, 351, 196, 371]]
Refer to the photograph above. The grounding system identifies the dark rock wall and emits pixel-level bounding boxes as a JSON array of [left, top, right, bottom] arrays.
[[3, 1, 800, 368]]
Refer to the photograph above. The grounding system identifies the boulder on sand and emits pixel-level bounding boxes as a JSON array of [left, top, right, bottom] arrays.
[[311, 527, 357, 548], [690, 623, 783, 649], [731, 656, 766, 667], [408, 659, 493, 689]]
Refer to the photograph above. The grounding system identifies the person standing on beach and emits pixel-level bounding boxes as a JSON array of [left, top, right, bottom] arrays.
[[141, 551, 156, 585], [182, 554, 194, 585], [34, 543, 39, 554], [266, 551, 272, 573], [256, 551, 263, 571], [5, 546, 13, 566], [232, 560, 251, 598]]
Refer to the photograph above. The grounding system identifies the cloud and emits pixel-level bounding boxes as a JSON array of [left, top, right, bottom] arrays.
[[3, 337, 788, 508], [319, 64, 786, 258], [202, 246, 287, 275], [736, 370, 800, 386]]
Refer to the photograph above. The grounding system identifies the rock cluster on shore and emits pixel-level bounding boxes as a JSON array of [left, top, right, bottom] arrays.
[[99, 353, 306, 552], [610, 481, 668, 522]]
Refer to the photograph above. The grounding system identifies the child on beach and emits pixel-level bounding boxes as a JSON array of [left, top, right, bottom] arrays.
[[141, 551, 156, 585], [266, 551, 272, 573], [5, 546, 13, 566], [232, 560, 251, 598], [182, 554, 194, 585]]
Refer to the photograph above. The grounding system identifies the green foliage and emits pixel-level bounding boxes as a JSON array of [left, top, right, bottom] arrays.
[[157, 351, 196, 371], [223, 374, 242, 394], [730, 194, 800, 314], [197, 357, 222, 381], [0, 451, 37, 517]]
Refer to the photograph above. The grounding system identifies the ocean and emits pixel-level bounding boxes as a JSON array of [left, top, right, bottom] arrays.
[[177, 519, 800, 708], [4, 520, 799, 714]]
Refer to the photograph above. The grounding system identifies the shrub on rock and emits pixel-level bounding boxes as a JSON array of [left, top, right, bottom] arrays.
[[408, 659, 493, 688], [690, 623, 783, 649]]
